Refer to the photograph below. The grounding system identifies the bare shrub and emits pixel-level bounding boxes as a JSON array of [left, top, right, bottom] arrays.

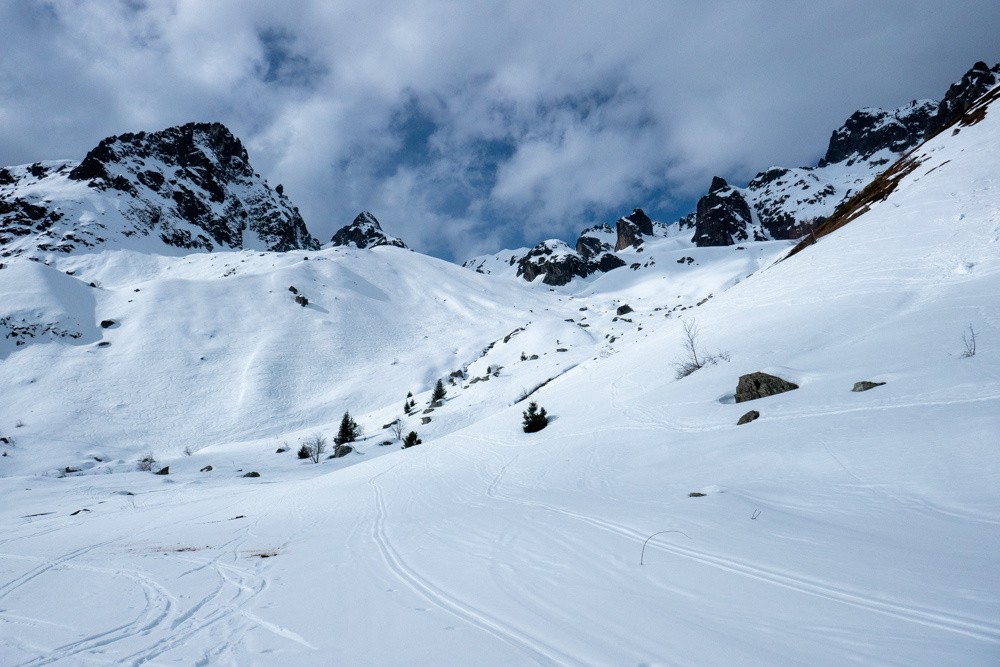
[[962, 325, 978, 357], [302, 433, 326, 464], [390, 418, 404, 441], [673, 319, 730, 379], [136, 452, 157, 472]]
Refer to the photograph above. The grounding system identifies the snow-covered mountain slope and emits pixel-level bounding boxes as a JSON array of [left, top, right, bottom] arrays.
[[0, 122, 318, 257], [1, 83, 999, 667], [0, 223, 786, 479]]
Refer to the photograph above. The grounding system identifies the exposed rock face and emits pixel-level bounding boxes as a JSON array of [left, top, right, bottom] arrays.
[[820, 100, 936, 166], [735, 372, 799, 403], [516, 240, 592, 285], [851, 380, 886, 392], [329, 211, 407, 249], [745, 168, 829, 240], [693, 177, 758, 247], [614, 209, 654, 251], [1, 122, 319, 256], [737, 410, 760, 425]]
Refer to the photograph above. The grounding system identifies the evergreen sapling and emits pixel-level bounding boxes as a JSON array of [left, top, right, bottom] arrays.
[[522, 401, 549, 433]]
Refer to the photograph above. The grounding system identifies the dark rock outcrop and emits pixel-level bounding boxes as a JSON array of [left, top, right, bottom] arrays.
[[242, 471, 260, 477], [737, 410, 760, 425], [329, 211, 407, 249], [735, 372, 799, 403], [693, 177, 757, 247], [927, 61, 1000, 135], [517, 240, 592, 285], [154, 466, 170, 475], [575, 223, 614, 258]]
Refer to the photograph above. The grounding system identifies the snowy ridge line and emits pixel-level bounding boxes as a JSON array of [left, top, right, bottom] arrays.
[[367, 465, 581, 666], [483, 487, 1000, 644]]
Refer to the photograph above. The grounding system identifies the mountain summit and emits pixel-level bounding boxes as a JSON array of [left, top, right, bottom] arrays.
[[0, 122, 319, 257], [329, 211, 407, 249]]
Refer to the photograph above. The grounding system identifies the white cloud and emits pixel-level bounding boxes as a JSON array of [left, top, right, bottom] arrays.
[[2, 0, 998, 260]]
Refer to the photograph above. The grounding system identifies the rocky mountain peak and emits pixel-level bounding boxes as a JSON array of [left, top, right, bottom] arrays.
[[329, 211, 407, 249], [68, 122, 251, 185], [709, 176, 729, 193], [1, 121, 319, 256]]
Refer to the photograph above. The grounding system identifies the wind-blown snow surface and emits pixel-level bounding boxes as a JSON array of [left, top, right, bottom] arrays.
[[2, 103, 1000, 664]]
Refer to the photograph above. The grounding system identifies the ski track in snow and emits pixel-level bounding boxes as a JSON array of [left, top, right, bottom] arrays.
[[484, 482, 1000, 645], [368, 465, 583, 666], [0, 493, 283, 665], [0, 538, 174, 667]]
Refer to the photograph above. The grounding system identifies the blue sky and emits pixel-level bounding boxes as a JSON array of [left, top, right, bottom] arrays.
[[2, 1, 999, 261]]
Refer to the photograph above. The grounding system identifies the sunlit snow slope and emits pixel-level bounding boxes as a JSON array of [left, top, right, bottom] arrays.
[[1, 90, 999, 664]]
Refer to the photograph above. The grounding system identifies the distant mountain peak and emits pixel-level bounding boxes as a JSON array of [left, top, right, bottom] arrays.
[[329, 211, 407, 249]]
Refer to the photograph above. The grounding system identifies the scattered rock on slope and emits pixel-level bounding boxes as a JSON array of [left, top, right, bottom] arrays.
[[737, 410, 760, 425], [852, 380, 886, 392]]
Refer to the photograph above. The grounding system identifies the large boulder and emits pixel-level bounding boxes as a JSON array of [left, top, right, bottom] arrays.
[[735, 372, 799, 403]]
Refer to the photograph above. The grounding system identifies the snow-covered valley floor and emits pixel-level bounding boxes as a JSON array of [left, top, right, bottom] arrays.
[[3, 92, 1000, 666]]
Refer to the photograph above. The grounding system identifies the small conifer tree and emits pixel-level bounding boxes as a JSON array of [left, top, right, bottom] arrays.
[[522, 401, 549, 433], [431, 379, 447, 403], [335, 411, 361, 445], [402, 431, 422, 448]]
